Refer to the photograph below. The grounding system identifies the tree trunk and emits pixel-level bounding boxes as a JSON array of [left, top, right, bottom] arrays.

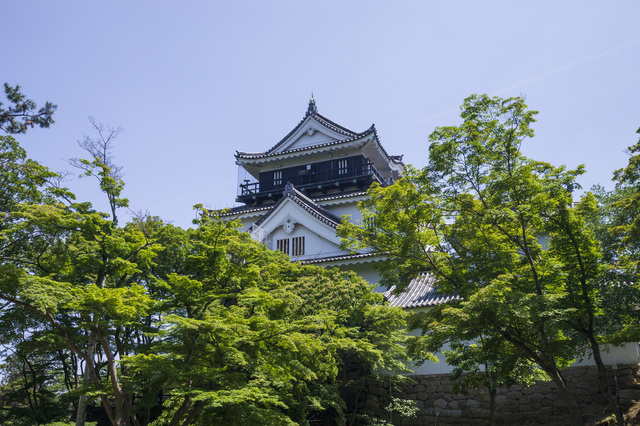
[[75, 331, 97, 426], [488, 386, 497, 426], [547, 368, 583, 426], [588, 336, 626, 425]]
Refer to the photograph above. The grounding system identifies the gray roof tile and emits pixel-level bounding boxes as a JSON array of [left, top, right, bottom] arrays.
[[384, 273, 459, 308]]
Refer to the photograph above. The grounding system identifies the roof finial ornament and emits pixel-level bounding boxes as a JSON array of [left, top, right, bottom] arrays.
[[307, 93, 317, 114], [284, 182, 295, 196]]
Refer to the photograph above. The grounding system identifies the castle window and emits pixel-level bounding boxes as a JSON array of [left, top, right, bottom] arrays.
[[274, 170, 283, 186], [338, 159, 348, 175], [292, 237, 305, 256], [364, 217, 377, 231], [276, 238, 289, 254]]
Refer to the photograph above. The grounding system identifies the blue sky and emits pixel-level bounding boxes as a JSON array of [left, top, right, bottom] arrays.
[[2, 1, 639, 228]]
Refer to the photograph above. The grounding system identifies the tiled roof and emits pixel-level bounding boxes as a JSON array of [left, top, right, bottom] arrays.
[[235, 129, 375, 159], [313, 191, 368, 202], [216, 204, 273, 217], [235, 99, 403, 166], [253, 184, 342, 229], [302, 252, 378, 265], [264, 99, 365, 153], [384, 273, 459, 309]]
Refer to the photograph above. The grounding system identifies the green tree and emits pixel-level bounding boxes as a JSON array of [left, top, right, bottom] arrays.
[[411, 305, 547, 426], [125, 211, 409, 426], [340, 94, 626, 425], [612, 127, 640, 249], [1, 123, 410, 425], [0, 122, 162, 425], [0, 84, 56, 134], [583, 127, 640, 347]]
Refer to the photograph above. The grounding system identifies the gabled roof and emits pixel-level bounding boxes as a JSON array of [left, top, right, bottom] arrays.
[[235, 99, 403, 170], [384, 273, 459, 309], [273, 97, 364, 146], [253, 183, 341, 229]]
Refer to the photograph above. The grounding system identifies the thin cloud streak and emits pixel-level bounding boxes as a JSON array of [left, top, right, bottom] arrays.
[[492, 39, 639, 96], [418, 39, 640, 125]]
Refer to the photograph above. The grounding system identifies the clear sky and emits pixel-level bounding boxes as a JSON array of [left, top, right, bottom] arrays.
[[2, 1, 639, 229]]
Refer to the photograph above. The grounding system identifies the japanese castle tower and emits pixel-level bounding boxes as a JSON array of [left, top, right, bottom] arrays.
[[222, 98, 403, 287]]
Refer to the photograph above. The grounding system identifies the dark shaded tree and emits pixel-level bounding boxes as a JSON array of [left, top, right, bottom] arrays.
[[0, 84, 56, 134]]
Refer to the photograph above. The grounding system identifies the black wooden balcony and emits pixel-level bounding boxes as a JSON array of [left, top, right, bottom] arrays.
[[237, 159, 386, 205]]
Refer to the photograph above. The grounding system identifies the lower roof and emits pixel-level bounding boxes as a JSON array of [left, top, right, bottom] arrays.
[[384, 273, 459, 309]]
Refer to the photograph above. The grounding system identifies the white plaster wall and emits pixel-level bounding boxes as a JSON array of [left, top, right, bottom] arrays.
[[322, 201, 363, 223], [235, 217, 255, 232], [407, 342, 454, 376], [572, 342, 640, 367], [406, 342, 640, 376], [403, 305, 640, 375], [403, 307, 456, 375], [287, 130, 338, 150], [268, 223, 348, 260], [334, 262, 382, 288]]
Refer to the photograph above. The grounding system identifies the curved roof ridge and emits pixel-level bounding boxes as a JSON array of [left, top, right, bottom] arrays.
[[236, 128, 375, 159], [310, 110, 367, 139], [235, 101, 374, 159], [286, 185, 342, 227], [252, 184, 342, 229]]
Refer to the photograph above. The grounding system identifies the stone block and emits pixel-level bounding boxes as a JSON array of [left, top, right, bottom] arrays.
[[529, 402, 543, 411], [574, 380, 592, 389], [617, 367, 633, 377], [617, 374, 637, 385], [508, 390, 524, 400], [582, 385, 601, 396], [442, 409, 462, 418], [433, 398, 448, 409], [449, 400, 459, 410], [527, 393, 544, 403], [466, 398, 480, 408], [497, 411, 512, 423], [368, 386, 386, 397], [570, 368, 586, 378], [619, 388, 640, 401], [470, 407, 484, 417], [541, 397, 554, 407], [537, 386, 552, 394], [545, 391, 561, 401]]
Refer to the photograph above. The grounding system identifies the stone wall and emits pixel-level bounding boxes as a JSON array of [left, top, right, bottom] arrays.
[[364, 364, 640, 425]]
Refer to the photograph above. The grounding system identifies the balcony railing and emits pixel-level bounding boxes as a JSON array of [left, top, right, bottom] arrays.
[[238, 161, 386, 200]]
